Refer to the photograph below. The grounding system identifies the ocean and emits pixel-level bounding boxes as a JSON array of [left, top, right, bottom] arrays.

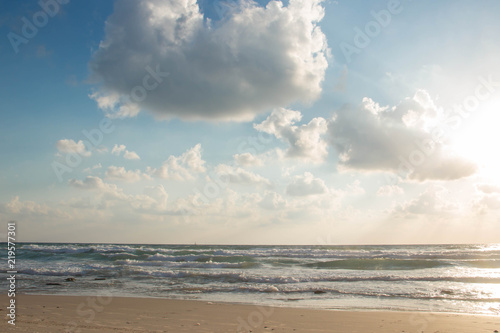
[[2, 243, 500, 315]]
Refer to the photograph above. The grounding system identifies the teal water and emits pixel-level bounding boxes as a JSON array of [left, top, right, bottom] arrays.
[[2, 243, 500, 315]]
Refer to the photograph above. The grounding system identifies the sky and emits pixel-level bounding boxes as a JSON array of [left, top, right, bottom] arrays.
[[1, 0, 500, 245]]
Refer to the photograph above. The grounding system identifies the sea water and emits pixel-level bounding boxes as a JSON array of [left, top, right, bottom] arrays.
[[2, 243, 500, 315]]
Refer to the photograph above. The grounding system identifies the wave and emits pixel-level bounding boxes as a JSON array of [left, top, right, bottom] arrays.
[[18, 243, 500, 262], [303, 259, 451, 270], [461, 259, 500, 269], [116, 259, 259, 269], [129, 283, 500, 303], [146, 253, 256, 263], [15, 264, 117, 277], [9, 242, 500, 317], [10, 264, 500, 285]]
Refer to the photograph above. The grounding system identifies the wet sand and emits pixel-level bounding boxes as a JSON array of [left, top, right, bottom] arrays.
[[1, 294, 500, 332]]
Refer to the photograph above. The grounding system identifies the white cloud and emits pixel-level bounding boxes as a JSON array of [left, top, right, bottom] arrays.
[[123, 150, 140, 160], [258, 191, 287, 210], [111, 144, 141, 160], [148, 144, 206, 181], [111, 144, 126, 155], [105, 166, 151, 182], [346, 179, 365, 195], [286, 172, 328, 196], [328, 91, 477, 181], [473, 194, 500, 213], [56, 139, 91, 157], [95, 146, 109, 154], [255, 108, 328, 162], [140, 185, 169, 211], [391, 185, 458, 218], [214, 164, 272, 187], [89, 0, 328, 121], [4, 196, 49, 215], [0, 197, 70, 221], [476, 183, 500, 194], [66, 178, 171, 215], [69, 176, 124, 198], [472, 183, 500, 214], [83, 163, 103, 174], [377, 185, 404, 197], [233, 152, 264, 167], [89, 92, 142, 119], [283, 189, 343, 220]]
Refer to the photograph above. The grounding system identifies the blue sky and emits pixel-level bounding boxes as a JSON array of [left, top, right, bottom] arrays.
[[1, 0, 500, 244]]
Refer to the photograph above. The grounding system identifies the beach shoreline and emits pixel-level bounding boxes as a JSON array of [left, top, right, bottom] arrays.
[[2, 294, 499, 332]]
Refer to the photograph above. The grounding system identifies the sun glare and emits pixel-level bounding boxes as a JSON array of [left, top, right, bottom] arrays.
[[450, 100, 500, 182]]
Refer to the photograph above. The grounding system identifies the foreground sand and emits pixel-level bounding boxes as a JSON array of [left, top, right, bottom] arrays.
[[1, 294, 499, 332]]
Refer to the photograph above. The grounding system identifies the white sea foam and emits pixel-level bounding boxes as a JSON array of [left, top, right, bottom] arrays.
[[9, 243, 500, 315]]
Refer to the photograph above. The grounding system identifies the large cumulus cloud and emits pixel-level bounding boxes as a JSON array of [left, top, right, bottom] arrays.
[[89, 0, 329, 121], [328, 90, 477, 181]]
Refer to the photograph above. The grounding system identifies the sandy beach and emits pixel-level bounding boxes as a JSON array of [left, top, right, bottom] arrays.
[[1, 294, 499, 333]]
